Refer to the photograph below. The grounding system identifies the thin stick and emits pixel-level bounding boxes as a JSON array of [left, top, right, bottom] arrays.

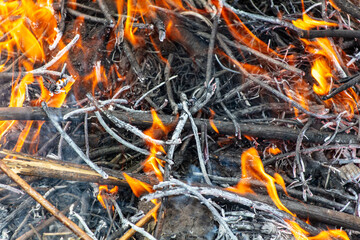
[[94, 110, 150, 156], [0, 160, 92, 240], [42, 102, 109, 179], [263, 143, 360, 166], [295, 118, 313, 187], [67, 8, 108, 24], [86, 94, 151, 156], [322, 74, 360, 100], [182, 97, 212, 185], [164, 54, 178, 114], [217, 33, 304, 76], [118, 203, 161, 240], [112, 200, 157, 240], [98, 106, 179, 146], [223, 2, 298, 31], [97, 0, 115, 27], [33, 34, 79, 72], [205, 1, 223, 87]]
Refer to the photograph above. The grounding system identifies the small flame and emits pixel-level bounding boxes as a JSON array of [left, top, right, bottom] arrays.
[[288, 221, 349, 240], [123, 172, 158, 218], [267, 146, 281, 155], [209, 108, 219, 134], [143, 109, 172, 181], [227, 148, 349, 239], [222, 7, 282, 57], [123, 173, 159, 220], [328, 0, 341, 11], [97, 185, 119, 209], [227, 148, 294, 215]]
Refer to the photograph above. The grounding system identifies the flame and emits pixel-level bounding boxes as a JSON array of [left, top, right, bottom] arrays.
[[288, 221, 349, 240], [221, 7, 283, 58], [142, 109, 172, 181], [328, 0, 341, 11], [292, 14, 337, 30], [209, 108, 219, 134], [0, 0, 74, 152], [227, 148, 294, 215], [0, 0, 58, 63], [310, 57, 332, 95], [123, 173, 159, 220], [97, 185, 119, 209], [120, 0, 157, 46], [291, 13, 358, 116], [81, 62, 109, 95], [227, 148, 349, 239], [266, 146, 281, 155]]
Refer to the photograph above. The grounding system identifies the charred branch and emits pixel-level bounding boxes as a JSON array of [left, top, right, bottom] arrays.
[[0, 107, 357, 144]]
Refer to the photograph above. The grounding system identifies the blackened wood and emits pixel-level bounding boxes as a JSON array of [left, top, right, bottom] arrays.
[[299, 29, 360, 39], [0, 107, 358, 144], [331, 0, 360, 20]]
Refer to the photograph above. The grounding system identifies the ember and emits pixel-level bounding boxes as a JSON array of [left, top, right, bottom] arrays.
[[0, 0, 360, 239]]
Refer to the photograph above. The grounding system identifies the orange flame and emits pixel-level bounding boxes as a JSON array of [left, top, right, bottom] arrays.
[[97, 185, 119, 209], [0, 0, 75, 151], [143, 109, 172, 181], [292, 12, 358, 116], [266, 146, 281, 155], [123, 173, 159, 220], [311, 57, 332, 95], [227, 148, 349, 239], [209, 108, 219, 134], [292, 14, 337, 30], [227, 148, 294, 215], [288, 221, 349, 240]]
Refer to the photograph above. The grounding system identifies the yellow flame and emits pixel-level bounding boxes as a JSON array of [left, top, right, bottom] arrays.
[[97, 185, 119, 209]]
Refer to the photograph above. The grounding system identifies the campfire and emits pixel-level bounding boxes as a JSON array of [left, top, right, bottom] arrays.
[[1, 0, 360, 239]]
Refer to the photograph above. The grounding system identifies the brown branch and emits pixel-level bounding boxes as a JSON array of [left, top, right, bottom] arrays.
[[0, 158, 92, 240], [118, 203, 161, 240], [331, 0, 360, 20], [0, 107, 357, 144], [0, 149, 153, 186], [247, 193, 360, 232]]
